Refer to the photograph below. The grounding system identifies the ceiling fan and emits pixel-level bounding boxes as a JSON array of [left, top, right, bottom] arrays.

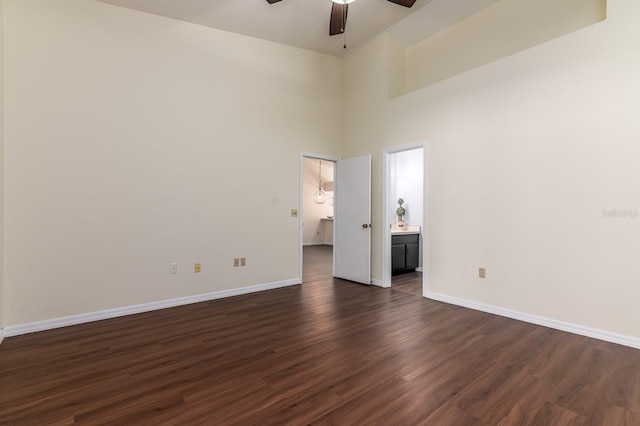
[[266, 0, 417, 37]]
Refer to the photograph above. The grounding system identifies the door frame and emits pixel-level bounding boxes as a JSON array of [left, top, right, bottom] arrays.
[[299, 152, 339, 283], [382, 142, 428, 295]]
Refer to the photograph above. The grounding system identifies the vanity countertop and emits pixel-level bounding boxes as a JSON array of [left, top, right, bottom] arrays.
[[391, 225, 420, 235]]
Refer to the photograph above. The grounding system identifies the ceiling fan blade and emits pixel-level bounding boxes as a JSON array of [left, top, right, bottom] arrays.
[[266, 0, 282, 3], [330, 3, 348, 36], [387, 0, 417, 7]]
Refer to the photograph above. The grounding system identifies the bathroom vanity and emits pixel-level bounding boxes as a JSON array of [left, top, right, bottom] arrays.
[[391, 226, 420, 274]]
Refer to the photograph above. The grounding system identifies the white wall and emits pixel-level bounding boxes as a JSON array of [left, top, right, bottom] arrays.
[[3, 0, 342, 327], [405, 0, 606, 92], [4, 0, 639, 347], [344, 0, 640, 341], [389, 148, 423, 228], [303, 157, 334, 245]]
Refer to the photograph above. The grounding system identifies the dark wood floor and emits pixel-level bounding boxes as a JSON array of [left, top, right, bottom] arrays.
[[392, 270, 423, 296], [1, 248, 639, 424], [303, 245, 424, 296], [302, 245, 334, 284]]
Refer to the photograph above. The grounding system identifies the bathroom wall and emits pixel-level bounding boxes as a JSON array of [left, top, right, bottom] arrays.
[[389, 148, 424, 229], [390, 148, 424, 268]]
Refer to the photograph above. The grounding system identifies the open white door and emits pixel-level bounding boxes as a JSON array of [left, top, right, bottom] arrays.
[[334, 155, 371, 284]]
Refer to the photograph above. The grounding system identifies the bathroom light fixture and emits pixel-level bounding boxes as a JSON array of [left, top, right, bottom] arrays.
[[313, 160, 327, 204]]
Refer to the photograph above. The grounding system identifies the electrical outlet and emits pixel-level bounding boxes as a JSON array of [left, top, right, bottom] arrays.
[[240, 257, 246, 267], [170, 263, 177, 274], [194, 263, 201, 273], [479, 267, 486, 279], [234, 258, 240, 267], [291, 209, 298, 217]]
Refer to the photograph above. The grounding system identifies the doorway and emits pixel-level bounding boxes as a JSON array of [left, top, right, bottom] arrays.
[[300, 154, 337, 283], [382, 143, 428, 295]]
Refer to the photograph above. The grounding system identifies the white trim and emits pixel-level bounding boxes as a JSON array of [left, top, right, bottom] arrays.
[[371, 279, 386, 288], [382, 152, 391, 287], [0, 329, 4, 346], [4, 279, 300, 338], [426, 291, 640, 350]]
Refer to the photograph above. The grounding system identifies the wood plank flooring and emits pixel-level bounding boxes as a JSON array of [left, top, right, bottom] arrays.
[[392, 270, 423, 297], [0, 247, 639, 424]]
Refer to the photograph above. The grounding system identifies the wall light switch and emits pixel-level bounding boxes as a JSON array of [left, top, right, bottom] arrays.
[[234, 258, 240, 267], [170, 263, 177, 274], [194, 263, 202, 273], [479, 267, 486, 279], [240, 257, 246, 267], [291, 209, 298, 217]]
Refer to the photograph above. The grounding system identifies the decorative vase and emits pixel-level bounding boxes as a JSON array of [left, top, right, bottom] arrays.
[[396, 198, 406, 229]]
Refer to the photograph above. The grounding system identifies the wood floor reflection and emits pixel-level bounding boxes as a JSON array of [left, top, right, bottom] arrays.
[[0, 246, 638, 424], [392, 270, 423, 296]]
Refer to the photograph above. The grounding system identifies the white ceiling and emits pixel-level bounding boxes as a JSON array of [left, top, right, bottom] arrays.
[[96, 0, 498, 57]]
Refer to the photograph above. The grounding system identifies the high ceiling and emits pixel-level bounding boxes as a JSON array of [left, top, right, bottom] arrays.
[[96, 0, 499, 57]]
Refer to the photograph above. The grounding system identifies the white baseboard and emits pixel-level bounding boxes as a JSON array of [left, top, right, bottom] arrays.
[[4, 279, 300, 338], [416, 267, 424, 272], [425, 291, 640, 350], [0, 328, 4, 346], [371, 279, 385, 287]]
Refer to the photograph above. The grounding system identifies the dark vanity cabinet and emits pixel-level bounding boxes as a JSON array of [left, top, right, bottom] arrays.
[[391, 233, 419, 274]]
